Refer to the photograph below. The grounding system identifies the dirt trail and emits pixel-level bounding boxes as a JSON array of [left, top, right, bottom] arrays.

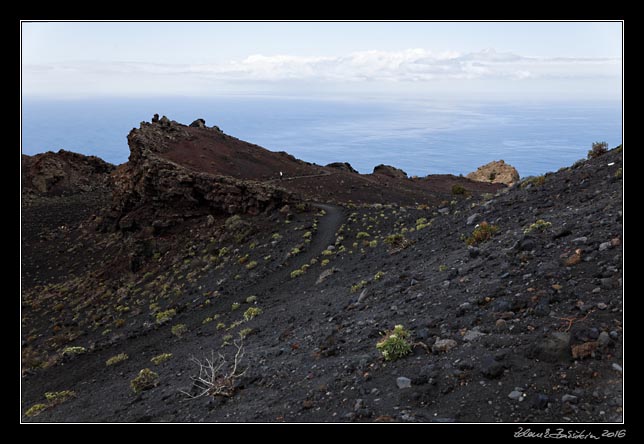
[[242, 203, 345, 296]]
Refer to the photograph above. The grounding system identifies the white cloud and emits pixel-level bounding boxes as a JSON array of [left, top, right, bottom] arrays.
[[21, 48, 621, 98]]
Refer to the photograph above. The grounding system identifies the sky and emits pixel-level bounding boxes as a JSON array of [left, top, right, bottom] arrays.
[[21, 21, 622, 100]]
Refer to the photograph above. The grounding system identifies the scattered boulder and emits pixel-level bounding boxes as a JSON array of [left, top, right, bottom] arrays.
[[466, 160, 519, 186], [527, 332, 571, 363], [466, 213, 480, 225], [326, 162, 358, 174], [571, 341, 599, 360], [462, 329, 485, 342], [373, 164, 408, 179], [22, 150, 115, 196], [189, 118, 207, 128], [508, 390, 523, 401], [396, 377, 412, 389], [480, 356, 504, 379], [432, 338, 457, 353]]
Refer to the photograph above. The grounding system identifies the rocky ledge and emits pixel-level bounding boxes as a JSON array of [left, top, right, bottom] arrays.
[[22, 149, 115, 199], [102, 116, 296, 232]]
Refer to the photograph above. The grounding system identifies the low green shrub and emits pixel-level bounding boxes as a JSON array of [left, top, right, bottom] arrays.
[[243, 307, 262, 321], [106, 353, 129, 366], [376, 325, 412, 361], [151, 353, 173, 365], [523, 219, 552, 234], [130, 368, 159, 393], [465, 221, 499, 246]]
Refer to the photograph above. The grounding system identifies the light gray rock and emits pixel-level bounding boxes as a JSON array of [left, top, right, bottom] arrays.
[[396, 377, 412, 389], [467, 213, 480, 225], [508, 390, 523, 401], [433, 338, 458, 353], [463, 329, 485, 342]]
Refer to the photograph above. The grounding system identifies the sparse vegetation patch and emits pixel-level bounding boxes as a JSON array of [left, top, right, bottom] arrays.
[[376, 325, 412, 361]]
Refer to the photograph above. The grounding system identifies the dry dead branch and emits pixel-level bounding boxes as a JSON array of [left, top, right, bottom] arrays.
[[180, 339, 246, 399]]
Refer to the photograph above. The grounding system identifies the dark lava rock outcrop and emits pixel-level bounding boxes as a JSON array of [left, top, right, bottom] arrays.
[[22, 150, 115, 197], [373, 164, 408, 179], [326, 162, 358, 174], [466, 160, 519, 186], [104, 116, 295, 232]]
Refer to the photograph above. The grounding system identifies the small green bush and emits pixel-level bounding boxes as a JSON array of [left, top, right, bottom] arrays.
[[368, 240, 378, 248], [438, 264, 448, 272], [231, 302, 241, 311], [615, 168, 622, 179], [321, 259, 330, 267], [588, 141, 608, 159], [384, 234, 404, 245], [25, 403, 48, 417], [106, 353, 129, 366], [321, 249, 334, 256], [156, 309, 176, 324], [374, 271, 385, 281], [245, 295, 258, 304], [151, 353, 173, 365], [216, 322, 226, 330], [350, 280, 368, 293], [465, 221, 499, 246], [238, 254, 249, 265], [356, 232, 370, 239], [130, 368, 159, 393], [243, 307, 262, 321], [290, 269, 304, 279], [376, 325, 412, 361], [171, 323, 188, 337], [246, 260, 258, 270], [523, 219, 552, 234], [62, 346, 86, 356], [451, 184, 466, 195], [44, 390, 76, 405], [520, 176, 546, 188], [239, 328, 253, 339], [222, 334, 233, 346]]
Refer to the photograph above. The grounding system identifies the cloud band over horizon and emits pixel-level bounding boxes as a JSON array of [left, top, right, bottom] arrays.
[[22, 48, 621, 99]]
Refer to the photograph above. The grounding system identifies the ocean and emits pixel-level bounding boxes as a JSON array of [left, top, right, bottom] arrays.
[[21, 96, 622, 178]]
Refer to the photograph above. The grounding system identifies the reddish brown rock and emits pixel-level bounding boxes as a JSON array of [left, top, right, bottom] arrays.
[[103, 117, 295, 232]]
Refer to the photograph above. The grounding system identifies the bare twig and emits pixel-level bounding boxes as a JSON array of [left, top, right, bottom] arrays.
[[555, 309, 595, 332], [180, 339, 247, 399]]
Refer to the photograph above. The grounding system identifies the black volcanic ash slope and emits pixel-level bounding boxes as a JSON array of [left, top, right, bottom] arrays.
[[21, 130, 622, 422]]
